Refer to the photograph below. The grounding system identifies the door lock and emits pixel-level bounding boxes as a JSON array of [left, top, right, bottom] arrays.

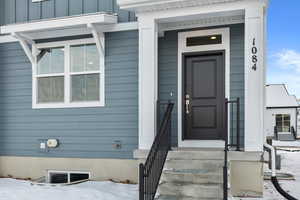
[[185, 94, 190, 114]]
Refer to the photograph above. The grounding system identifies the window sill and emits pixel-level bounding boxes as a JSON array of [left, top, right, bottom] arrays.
[[32, 101, 105, 109]]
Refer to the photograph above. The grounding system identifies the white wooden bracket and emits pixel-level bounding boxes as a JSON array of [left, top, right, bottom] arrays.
[[11, 32, 37, 67], [87, 23, 105, 56]]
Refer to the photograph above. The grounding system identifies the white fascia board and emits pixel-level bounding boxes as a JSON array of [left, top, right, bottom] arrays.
[[0, 35, 17, 43], [0, 13, 117, 35], [118, 0, 268, 15], [0, 22, 138, 43], [118, 0, 239, 10], [159, 15, 244, 34], [25, 22, 139, 40]]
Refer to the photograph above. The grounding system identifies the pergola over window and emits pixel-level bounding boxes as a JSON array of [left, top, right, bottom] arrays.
[[0, 13, 118, 108]]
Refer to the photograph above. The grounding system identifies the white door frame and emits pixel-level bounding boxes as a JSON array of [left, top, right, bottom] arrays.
[[178, 28, 230, 148]]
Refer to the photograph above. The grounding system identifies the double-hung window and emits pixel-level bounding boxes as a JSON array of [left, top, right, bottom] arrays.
[[33, 38, 105, 108]]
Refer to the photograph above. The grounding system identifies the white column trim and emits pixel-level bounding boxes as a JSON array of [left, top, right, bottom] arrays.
[[138, 16, 159, 149], [244, 2, 266, 152]]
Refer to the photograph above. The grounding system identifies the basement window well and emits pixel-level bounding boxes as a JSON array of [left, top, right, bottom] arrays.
[[48, 171, 90, 184]]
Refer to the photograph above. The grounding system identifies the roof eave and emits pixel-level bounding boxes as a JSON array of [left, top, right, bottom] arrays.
[[118, 0, 245, 12]]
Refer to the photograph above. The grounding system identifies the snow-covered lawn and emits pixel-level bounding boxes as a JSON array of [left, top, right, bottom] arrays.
[[0, 179, 138, 200]]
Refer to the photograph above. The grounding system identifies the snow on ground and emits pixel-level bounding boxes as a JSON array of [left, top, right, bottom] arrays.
[[0, 179, 138, 200], [233, 140, 300, 200], [272, 140, 300, 148], [1, 141, 300, 200], [264, 151, 300, 199], [264, 140, 300, 200]]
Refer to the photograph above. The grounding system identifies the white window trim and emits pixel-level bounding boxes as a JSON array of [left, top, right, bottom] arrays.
[[177, 28, 230, 148], [275, 114, 291, 130], [32, 38, 105, 109]]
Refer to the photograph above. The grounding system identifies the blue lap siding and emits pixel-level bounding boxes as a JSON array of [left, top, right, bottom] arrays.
[[0, 2, 246, 159], [0, 31, 139, 159], [158, 24, 245, 147], [0, 0, 136, 25]]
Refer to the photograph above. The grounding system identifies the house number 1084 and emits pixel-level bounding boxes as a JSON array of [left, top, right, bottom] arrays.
[[251, 38, 258, 71]]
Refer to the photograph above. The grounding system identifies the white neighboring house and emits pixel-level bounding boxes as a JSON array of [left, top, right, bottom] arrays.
[[265, 84, 299, 141]]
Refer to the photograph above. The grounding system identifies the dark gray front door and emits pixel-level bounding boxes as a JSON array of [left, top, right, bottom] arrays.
[[183, 52, 225, 140]]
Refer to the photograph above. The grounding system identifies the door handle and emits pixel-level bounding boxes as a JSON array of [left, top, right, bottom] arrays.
[[185, 94, 190, 114]]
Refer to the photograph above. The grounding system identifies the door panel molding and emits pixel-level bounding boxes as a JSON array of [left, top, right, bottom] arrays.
[[183, 52, 225, 140]]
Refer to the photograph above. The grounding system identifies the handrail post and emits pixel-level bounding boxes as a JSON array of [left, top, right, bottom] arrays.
[[168, 120, 171, 150], [224, 99, 229, 149], [139, 164, 145, 200], [168, 103, 172, 150], [274, 126, 278, 140], [223, 99, 228, 200], [236, 98, 240, 151], [156, 100, 160, 136]]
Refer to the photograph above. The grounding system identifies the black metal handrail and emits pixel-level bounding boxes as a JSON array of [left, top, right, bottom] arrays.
[[227, 98, 241, 151], [139, 102, 174, 200], [274, 126, 279, 140], [224, 98, 241, 200], [291, 126, 297, 140]]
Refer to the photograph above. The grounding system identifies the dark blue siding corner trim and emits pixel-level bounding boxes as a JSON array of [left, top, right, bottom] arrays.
[[0, 30, 139, 159]]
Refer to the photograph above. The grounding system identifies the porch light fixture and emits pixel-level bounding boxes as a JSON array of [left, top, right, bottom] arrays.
[[210, 36, 217, 40]]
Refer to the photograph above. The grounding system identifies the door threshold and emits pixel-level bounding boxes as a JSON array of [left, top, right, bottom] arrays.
[[178, 140, 225, 148], [172, 147, 224, 151]]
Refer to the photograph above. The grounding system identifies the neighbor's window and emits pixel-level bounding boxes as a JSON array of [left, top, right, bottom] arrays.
[[276, 114, 291, 132], [33, 38, 105, 108]]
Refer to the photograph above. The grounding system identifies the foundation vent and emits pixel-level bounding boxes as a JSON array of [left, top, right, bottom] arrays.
[[48, 171, 90, 184]]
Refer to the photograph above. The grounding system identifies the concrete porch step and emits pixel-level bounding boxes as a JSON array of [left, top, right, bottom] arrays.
[[161, 169, 222, 184], [165, 159, 224, 171], [156, 195, 222, 200], [158, 182, 223, 199], [277, 133, 295, 141], [167, 150, 224, 160]]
